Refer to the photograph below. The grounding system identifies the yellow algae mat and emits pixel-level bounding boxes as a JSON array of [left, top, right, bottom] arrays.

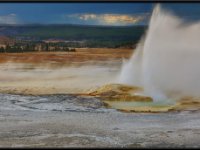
[[86, 84, 200, 113]]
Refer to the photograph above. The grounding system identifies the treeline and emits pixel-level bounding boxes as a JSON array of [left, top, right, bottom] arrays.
[[0, 43, 76, 53], [0, 25, 147, 50], [83, 40, 136, 48], [43, 40, 136, 48], [0, 41, 135, 53]]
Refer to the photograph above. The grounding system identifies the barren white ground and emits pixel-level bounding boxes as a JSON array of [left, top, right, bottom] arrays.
[[0, 93, 200, 148]]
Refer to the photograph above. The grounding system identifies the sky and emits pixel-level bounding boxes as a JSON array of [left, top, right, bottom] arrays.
[[0, 3, 199, 26]]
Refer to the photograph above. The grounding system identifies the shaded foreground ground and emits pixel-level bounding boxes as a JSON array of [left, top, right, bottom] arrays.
[[0, 48, 200, 147], [0, 94, 200, 148]]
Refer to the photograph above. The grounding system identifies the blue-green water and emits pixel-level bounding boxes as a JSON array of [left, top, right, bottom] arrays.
[[107, 100, 176, 108]]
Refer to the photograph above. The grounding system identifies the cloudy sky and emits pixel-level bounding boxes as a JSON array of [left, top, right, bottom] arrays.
[[0, 3, 199, 26]]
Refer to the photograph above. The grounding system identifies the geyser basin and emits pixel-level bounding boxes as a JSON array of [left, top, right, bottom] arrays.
[[87, 83, 153, 102], [88, 83, 200, 113]]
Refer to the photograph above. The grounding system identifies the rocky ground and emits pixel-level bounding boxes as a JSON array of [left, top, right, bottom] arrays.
[[0, 93, 200, 148]]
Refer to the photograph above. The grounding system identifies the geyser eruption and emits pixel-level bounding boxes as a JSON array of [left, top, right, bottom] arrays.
[[119, 4, 200, 101]]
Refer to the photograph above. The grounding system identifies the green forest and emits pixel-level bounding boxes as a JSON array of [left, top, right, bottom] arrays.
[[0, 24, 147, 52]]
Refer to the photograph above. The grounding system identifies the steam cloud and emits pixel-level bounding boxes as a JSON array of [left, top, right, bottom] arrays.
[[119, 5, 200, 101]]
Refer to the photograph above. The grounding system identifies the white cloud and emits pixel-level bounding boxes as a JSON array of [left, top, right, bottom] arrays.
[[79, 14, 97, 20], [70, 13, 148, 25], [0, 14, 19, 24]]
